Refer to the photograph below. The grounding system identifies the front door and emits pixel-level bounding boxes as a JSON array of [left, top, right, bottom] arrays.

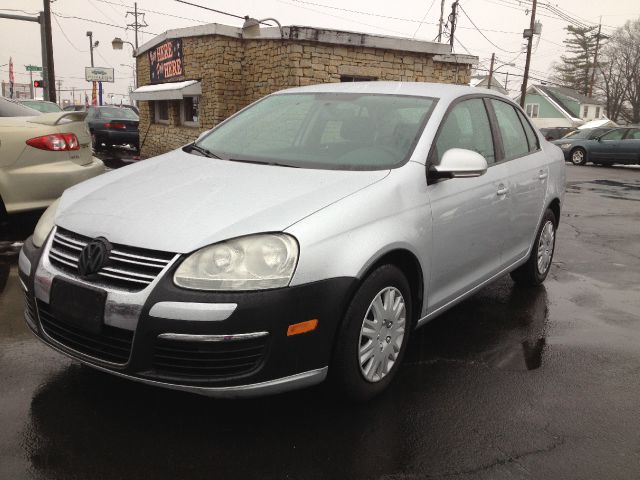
[[590, 128, 627, 162], [427, 97, 509, 313]]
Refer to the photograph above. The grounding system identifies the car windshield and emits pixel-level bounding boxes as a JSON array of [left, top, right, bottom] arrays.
[[21, 101, 62, 113], [194, 92, 437, 170], [0, 97, 41, 117], [94, 107, 139, 120]]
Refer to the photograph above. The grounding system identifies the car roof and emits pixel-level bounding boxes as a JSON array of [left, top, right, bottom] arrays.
[[275, 81, 513, 103]]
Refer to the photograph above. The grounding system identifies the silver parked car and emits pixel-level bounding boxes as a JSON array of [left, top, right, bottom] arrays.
[[20, 82, 565, 400]]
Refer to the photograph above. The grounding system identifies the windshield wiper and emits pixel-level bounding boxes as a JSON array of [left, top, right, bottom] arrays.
[[186, 143, 222, 159], [226, 158, 299, 168]]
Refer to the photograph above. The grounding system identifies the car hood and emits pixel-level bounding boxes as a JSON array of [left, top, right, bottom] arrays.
[[56, 149, 390, 253]]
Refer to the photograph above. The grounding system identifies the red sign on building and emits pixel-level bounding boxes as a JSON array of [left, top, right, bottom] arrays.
[[148, 39, 184, 83]]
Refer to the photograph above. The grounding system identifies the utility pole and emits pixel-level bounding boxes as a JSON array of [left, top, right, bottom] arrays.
[[43, 0, 56, 103], [126, 3, 148, 51], [56, 79, 62, 106], [504, 71, 509, 91], [87, 31, 95, 67], [487, 53, 495, 90], [29, 69, 34, 99], [0, 11, 53, 101], [520, 0, 537, 108], [588, 20, 602, 98], [437, 0, 446, 42], [449, 1, 459, 49]]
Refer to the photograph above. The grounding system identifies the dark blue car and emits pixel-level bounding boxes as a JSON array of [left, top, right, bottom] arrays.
[[553, 127, 640, 166]]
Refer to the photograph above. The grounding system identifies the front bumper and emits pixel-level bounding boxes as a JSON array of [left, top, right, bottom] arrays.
[[19, 234, 356, 397]]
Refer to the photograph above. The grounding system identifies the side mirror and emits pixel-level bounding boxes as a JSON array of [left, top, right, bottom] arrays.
[[431, 148, 488, 179]]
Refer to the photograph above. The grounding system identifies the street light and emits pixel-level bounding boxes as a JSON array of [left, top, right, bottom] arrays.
[[113, 38, 137, 104], [112, 37, 135, 56], [242, 16, 284, 39]]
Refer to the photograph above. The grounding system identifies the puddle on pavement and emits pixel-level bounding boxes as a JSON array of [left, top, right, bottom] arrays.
[[404, 278, 549, 372], [566, 179, 640, 201]]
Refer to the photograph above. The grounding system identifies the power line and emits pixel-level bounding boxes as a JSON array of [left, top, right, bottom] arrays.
[[458, 3, 522, 53], [276, 0, 407, 35], [52, 12, 158, 35], [173, 0, 246, 22], [51, 13, 88, 53], [413, 0, 438, 38], [94, 0, 208, 25]]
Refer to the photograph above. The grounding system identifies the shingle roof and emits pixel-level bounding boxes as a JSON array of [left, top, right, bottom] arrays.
[[538, 85, 603, 106]]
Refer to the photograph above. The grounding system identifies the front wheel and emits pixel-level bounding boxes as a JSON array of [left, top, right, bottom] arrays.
[[330, 264, 412, 401], [570, 147, 587, 165], [511, 209, 557, 286]]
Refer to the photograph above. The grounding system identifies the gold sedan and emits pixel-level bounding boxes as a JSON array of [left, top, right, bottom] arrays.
[[0, 98, 105, 217]]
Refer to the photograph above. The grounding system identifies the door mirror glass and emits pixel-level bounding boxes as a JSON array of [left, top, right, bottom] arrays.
[[432, 148, 488, 178]]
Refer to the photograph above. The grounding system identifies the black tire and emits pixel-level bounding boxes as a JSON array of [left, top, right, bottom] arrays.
[[570, 147, 587, 166], [511, 209, 557, 286], [0, 196, 8, 224], [330, 264, 413, 401]]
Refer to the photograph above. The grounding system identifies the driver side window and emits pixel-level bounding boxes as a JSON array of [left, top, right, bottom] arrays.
[[434, 98, 495, 164]]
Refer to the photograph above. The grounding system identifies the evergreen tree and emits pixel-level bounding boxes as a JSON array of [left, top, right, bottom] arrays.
[[551, 25, 598, 96]]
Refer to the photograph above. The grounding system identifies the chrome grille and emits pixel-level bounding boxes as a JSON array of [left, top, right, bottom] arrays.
[[49, 227, 176, 291]]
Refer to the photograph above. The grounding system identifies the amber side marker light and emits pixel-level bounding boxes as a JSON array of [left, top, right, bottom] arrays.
[[287, 319, 318, 336]]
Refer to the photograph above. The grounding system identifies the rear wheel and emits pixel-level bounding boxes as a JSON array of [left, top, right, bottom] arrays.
[[511, 209, 557, 286], [331, 264, 412, 401], [570, 147, 587, 165]]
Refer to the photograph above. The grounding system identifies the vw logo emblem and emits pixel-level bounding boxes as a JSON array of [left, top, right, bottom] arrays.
[[77, 238, 111, 277]]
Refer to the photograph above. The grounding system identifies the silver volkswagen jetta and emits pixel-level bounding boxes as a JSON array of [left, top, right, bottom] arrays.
[[19, 82, 565, 400]]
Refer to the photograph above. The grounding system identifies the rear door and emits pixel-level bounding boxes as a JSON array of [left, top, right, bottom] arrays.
[[426, 97, 509, 312], [488, 99, 548, 264], [619, 128, 640, 164]]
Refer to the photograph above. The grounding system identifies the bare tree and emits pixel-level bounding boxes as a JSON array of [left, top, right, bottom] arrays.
[[600, 18, 640, 124]]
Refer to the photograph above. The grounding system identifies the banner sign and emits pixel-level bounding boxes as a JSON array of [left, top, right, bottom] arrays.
[[85, 67, 115, 82], [148, 38, 184, 83]]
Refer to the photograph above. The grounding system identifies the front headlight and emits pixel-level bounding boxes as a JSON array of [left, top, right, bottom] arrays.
[[174, 233, 299, 291], [559, 143, 572, 150], [33, 198, 60, 248]]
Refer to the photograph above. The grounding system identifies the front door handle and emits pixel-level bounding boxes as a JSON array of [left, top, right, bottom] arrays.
[[497, 185, 509, 196], [538, 170, 548, 180]]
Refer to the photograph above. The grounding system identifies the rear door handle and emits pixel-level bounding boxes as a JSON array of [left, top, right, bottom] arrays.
[[538, 170, 548, 180], [497, 185, 509, 196]]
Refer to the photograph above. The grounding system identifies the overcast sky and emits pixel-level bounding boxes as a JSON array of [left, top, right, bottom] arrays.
[[1, 0, 639, 103]]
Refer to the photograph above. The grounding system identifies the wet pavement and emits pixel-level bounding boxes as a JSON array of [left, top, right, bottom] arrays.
[[1, 164, 639, 479]]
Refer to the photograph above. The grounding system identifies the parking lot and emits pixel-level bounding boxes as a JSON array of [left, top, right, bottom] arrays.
[[1, 164, 639, 480]]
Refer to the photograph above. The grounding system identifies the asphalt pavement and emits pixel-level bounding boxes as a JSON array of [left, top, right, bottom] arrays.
[[1, 164, 639, 480]]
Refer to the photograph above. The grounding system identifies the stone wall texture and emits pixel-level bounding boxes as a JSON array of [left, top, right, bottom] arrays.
[[136, 35, 472, 157]]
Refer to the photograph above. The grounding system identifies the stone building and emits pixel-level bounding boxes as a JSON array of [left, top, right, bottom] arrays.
[[131, 23, 477, 158]]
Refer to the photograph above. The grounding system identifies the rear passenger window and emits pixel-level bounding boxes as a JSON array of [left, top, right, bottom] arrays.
[[491, 100, 529, 160], [516, 109, 539, 152], [434, 98, 495, 164], [625, 129, 640, 139]]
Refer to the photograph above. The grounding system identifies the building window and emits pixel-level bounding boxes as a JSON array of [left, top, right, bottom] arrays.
[[525, 103, 539, 118], [181, 96, 200, 127], [583, 106, 589, 118], [154, 100, 169, 124], [595, 106, 601, 118], [340, 75, 378, 82]]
